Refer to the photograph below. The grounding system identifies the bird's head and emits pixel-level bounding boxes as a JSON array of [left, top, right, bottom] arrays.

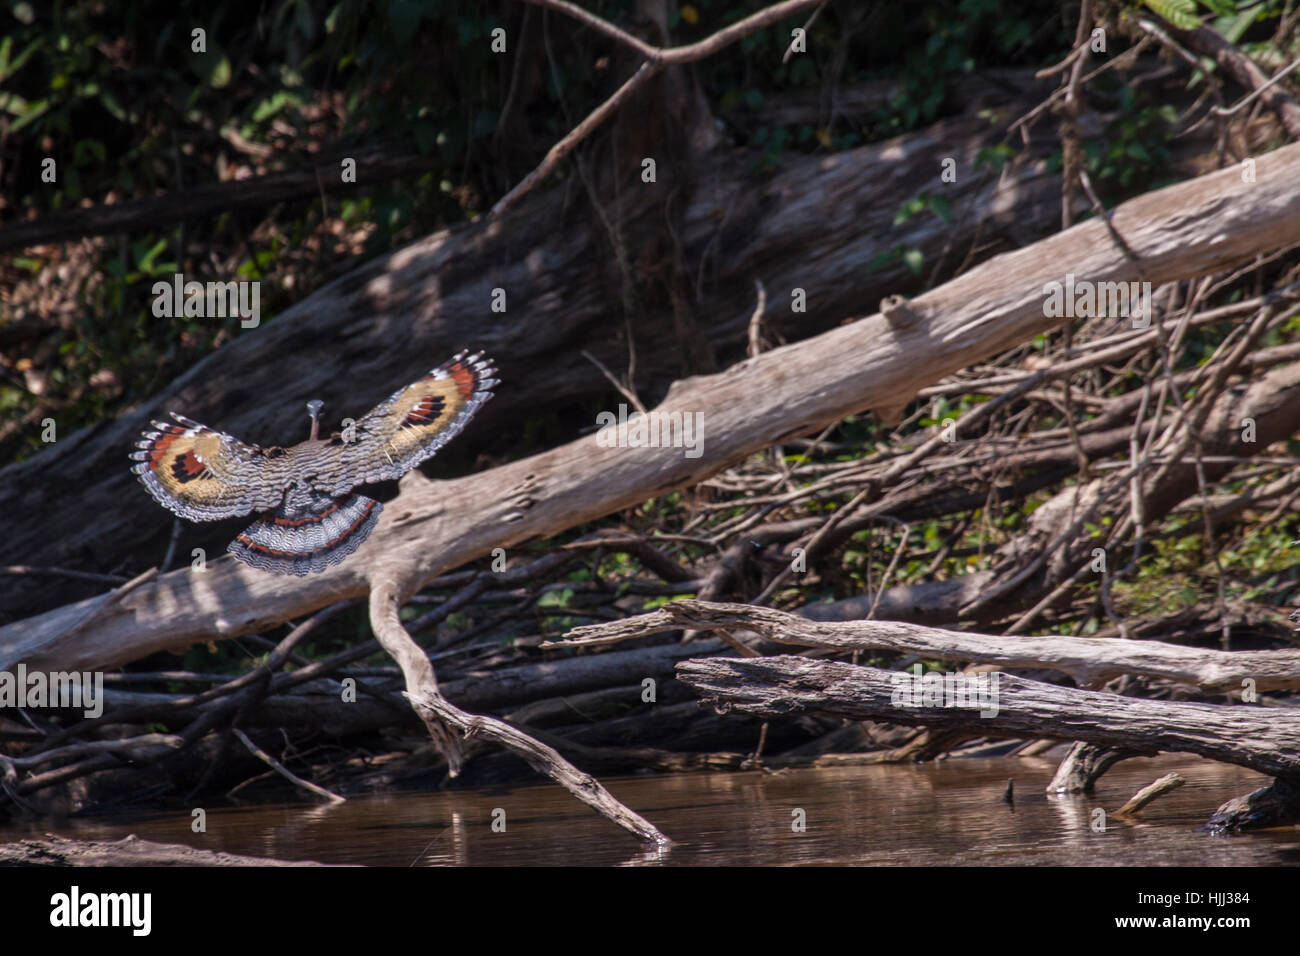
[[306, 399, 324, 441]]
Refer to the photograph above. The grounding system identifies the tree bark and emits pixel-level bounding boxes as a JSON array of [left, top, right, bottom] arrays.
[[674, 655, 1300, 778], [557, 599, 1300, 693]]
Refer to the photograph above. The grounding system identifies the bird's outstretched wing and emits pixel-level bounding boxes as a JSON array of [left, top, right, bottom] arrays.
[[131, 413, 286, 521], [320, 350, 497, 496]]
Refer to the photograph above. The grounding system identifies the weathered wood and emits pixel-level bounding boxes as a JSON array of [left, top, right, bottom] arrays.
[[674, 655, 1300, 778], [367, 575, 669, 847], [7, 139, 1300, 673], [1046, 742, 1138, 794], [1115, 772, 1185, 816], [554, 598, 1300, 693], [1203, 776, 1300, 833]]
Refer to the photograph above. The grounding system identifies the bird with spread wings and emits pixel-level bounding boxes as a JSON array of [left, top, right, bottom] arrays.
[[131, 351, 497, 575]]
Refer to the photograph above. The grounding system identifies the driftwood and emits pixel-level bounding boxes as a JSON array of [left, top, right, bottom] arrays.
[[1203, 776, 1300, 834], [563, 599, 1300, 827], [9, 138, 1300, 674], [552, 599, 1300, 693], [673, 655, 1300, 779], [367, 575, 669, 847], [1115, 772, 1185, 817]]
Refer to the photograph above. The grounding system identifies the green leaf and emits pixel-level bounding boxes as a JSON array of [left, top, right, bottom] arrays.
[[537, 587, 574, 609], [0, 37, 40, 84], [1217, 8, 1257, 44], [1143, 0, 1199, 30], [98, 90, 127, 122], [189, 42, 233, 89], [9, 97, 49, 133], [927, 193, 952, 222], [0, 92, 31, 115], [325, 3, 344, 33]]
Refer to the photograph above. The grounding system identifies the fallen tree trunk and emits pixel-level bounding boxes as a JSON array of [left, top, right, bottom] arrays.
[[7, 138, 1300, 672], [76, 635, 727, 735], [3, 65, 1271, 622], [673, 655, 1300, 779], [554, 599, 1300, 693]]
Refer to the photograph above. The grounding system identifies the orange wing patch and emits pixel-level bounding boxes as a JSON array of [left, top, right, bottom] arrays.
[[321, 350, 497, 496], [132, 350, 496, 575], [131, 414, 283, 521], [449, 362, 476, 400]]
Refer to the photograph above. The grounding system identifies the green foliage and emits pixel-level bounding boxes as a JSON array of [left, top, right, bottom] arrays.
[[536, 587, 575, 609], [1142, 0, 1201, 30], [1085, 94, 1178, 192]]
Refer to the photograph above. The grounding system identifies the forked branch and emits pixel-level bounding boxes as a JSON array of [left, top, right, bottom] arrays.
[[367, 575, 669, 848]]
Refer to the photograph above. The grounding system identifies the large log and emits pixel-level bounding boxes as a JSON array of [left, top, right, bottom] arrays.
[[6, 138, 1300, 673], [556, 599, 1300, 693], [674, 655, 1300, 778]]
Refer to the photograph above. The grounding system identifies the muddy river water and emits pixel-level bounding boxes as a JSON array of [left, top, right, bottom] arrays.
[[3, 753, 1297, 865]]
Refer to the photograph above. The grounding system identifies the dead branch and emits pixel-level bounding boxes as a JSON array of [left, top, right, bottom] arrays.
[[553, 598, 1300, 692], [1115, 771, 1185, 817], [1154, 14, 1300, 138], [674, 654, 1300, 778], [231, 728, 346, 805], [1046, 742, 1139, 794], [495, 0, 821, 216], [368, 575, 669, 847]]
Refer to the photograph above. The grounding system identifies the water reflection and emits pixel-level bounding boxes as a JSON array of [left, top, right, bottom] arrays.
[[3, 754, 1297, 865]]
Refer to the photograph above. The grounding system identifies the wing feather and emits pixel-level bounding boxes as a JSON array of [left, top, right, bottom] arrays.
[[320, 350, 497, 496], [130, 413, 285, 521]]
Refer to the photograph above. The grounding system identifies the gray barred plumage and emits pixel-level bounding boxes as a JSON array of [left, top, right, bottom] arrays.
[[131, 351, 497, 574]]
